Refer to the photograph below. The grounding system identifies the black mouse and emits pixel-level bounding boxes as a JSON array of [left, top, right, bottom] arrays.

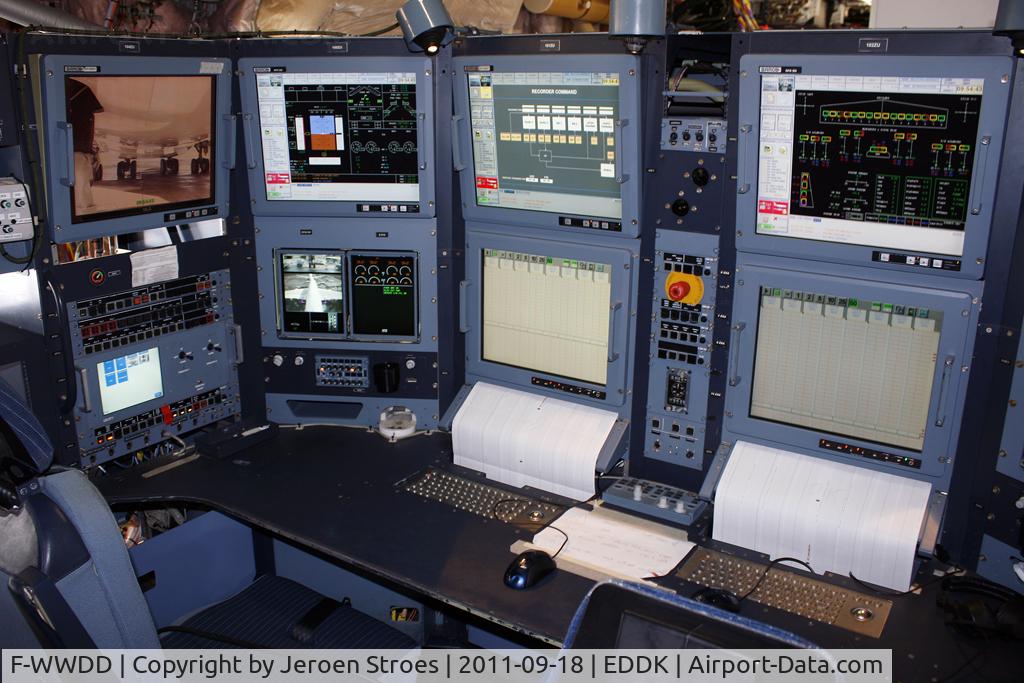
[[504, 550, 556, 590]]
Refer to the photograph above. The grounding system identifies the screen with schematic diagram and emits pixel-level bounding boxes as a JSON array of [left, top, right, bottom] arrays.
[[750, 286, 942, 453], [481, 248, 611, 386], [756, 73, 984, 258], [467, 71, 622, 220], [255, 71, 419, 202]]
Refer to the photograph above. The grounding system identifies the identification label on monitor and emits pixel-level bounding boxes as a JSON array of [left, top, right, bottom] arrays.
[[755, 73, 984, 257]]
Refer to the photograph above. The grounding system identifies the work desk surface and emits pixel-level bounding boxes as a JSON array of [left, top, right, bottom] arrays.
[[94, 427, 1018, 680]]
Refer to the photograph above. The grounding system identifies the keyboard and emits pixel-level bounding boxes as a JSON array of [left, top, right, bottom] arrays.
[[676, 547, 892, 638], [400, 467, 566, 528]]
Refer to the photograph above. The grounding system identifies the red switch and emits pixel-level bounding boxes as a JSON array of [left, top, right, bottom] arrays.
[[160, 405, 173, 425], [668, 280, 691, 301]]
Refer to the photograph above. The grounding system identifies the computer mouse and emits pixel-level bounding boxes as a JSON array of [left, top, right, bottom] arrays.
[[503, 550, 556, 590]]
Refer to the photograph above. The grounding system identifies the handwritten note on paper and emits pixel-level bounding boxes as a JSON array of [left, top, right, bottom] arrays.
[[713, 440, 932, 591], [531, 507, 695, 581], [452, 382, 618, 500]]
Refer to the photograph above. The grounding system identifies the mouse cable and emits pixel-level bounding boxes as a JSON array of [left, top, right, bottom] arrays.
[[740, 557, 815, 603], [848, 566, 964, 598]]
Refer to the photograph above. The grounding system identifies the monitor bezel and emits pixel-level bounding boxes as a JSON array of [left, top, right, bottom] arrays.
[[723, 255, 980, 481], [464, 225, 635, 409], [239, 56, 436, 218], [735, 53, 1013, 280], [275, 248, 348, 341], [452, 54, 642, 238], [36, 55, 233, 242]]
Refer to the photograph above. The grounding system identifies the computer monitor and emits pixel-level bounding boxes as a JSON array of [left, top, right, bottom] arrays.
[[464, 228, 635, 408], [348, 252, 418, 340], [278, 250, 346, 339], [724, 255, 980, 482], [96, 347, 164, 415], [735, 54, 1012, 278], [239, 57, 436, 217], [453, 55, 641, 237], [34, 55, 232, 241]]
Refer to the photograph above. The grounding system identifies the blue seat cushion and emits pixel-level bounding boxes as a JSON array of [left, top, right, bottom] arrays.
[[160, 575, 415, 649]]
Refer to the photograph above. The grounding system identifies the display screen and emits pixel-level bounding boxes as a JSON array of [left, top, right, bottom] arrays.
[[468, 71, 622, 219], [482, 249, 611, 386], [349, 253, 416, 337], [750, 286, 942, 452], [67, 76, 216, 223], [96, 347, 164, 415], [255, 71, 419, 202], [756, 73, 984, 256], [279, 251, 345, 337]]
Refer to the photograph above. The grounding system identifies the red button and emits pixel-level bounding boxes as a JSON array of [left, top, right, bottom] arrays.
[[160, 405, 173, 425], [668, 281, 691, 301]]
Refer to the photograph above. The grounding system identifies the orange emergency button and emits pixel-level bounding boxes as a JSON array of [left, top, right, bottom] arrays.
[[665, 272, 704, 305]]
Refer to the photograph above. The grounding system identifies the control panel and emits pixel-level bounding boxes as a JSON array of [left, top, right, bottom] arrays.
[[67, 270, 241, 466], [601, 477, 707, 526], [645, 232, 718, 469], [314, 355, 369, 388], [660, 118, 727, 154], [0, 177, 32, 243], [68, 271, 230, 357]]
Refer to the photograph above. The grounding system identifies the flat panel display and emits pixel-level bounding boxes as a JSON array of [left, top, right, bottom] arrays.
[[750, 286, 941, 452], [482, 248, 611, 386], [468, 71, 622, 219], [255, 72, 419, 202], [756, 73, 983, 257], [96, 347, 164, 415], [278, 251, 345, 338], [349, 253, 417, 338], [67, 75, 216, 223]]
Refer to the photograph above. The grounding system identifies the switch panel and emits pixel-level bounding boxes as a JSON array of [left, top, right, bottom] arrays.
[[660, 117, 728, 153], [0, 177, 32, 243], [315, 355, 369, 388], [646, 231, 719, 469]]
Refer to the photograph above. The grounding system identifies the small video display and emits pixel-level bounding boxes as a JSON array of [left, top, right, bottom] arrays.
[[66, 75, 216, 223], [279, 251, 345, 337], [349, 253, 417, 337], [96, 347, 164, 416]]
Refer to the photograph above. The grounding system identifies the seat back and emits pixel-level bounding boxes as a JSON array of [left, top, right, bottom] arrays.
[[1, 381, 159, 649]]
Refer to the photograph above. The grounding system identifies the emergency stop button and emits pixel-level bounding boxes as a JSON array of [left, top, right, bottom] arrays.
[[665, 272, 704, 305]]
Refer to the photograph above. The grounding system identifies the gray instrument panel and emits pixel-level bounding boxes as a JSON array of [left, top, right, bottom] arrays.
[[67, 269, 240, 466]]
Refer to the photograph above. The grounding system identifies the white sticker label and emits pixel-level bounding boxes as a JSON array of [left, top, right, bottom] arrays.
[[200, 61, 225, 75], [131, 245, 179, 287]]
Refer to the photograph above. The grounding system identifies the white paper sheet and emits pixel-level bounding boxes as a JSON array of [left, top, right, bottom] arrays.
[[531, 507, 695, 581], [713, 440, 932, 592], [451, 381, 618, 500], [130, 245, 179, 287]]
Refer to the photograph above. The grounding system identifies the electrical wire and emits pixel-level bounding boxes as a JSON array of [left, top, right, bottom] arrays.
[[739, 557, 815, 603], [848, 566, 964, 598]]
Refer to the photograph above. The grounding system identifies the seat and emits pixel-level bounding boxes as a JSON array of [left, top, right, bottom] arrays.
[[0, 380, 413, 650], [161, 575, 415, 649]]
